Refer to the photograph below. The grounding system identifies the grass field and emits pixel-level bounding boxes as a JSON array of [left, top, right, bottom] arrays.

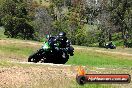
[[1, 38, 132, 67], [67, 47, 132, 68], [1, 39, 132, 68], [0, 29, 132, 88]]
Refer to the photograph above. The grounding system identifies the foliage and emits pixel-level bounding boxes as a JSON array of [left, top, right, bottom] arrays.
[[0, 0, 131, 47], [111, 0, 132, 47], [0, 0, 35, 40]]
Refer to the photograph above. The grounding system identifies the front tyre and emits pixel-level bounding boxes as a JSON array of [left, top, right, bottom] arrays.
[[28, 55, 38, 63], [28, 52, 39, 63], [60, 55, 69, 64]]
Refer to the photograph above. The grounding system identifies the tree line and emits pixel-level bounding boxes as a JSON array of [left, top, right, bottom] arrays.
[[0, 0, 131, 47]]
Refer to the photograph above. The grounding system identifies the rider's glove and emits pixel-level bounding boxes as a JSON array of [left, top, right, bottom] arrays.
[[55, 47, 59, 51]]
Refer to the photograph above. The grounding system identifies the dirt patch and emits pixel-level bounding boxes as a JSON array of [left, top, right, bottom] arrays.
[[0, 66, 31, 87], [0, 64, 78, 88], [0, 64, 132, 88]]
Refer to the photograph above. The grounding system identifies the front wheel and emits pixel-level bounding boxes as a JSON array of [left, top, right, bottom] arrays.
[[60, 54, 69, 64], [105, 45, 109, 49], [28, 50, 41, 63], [28, 55, 38, 63]]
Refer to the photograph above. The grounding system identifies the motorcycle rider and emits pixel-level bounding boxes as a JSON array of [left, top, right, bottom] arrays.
[[56, 32, 74, 56], [48, 32, 73, 55], [57, 32, 69, 48], [108, 41, 113, 46], [106, 41, 116, 49], [28, 32, 74, 63]]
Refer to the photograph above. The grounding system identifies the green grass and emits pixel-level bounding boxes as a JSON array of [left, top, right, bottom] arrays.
[[1, 42, 132, 68], [67, 49, 132, 68], [0, 60, 15, 67], [113, 40, 124, 46], [0, 59, 27, 68], [0, 44, 35, 57]]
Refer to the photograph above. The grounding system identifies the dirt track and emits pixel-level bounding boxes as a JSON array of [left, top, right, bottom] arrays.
[[0, 63, 78, 88], [0, 61, 132, 88]]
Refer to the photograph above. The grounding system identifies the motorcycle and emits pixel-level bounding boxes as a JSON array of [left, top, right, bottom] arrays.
[[105, 43, 116, 49], [28, 37, 74, 64]]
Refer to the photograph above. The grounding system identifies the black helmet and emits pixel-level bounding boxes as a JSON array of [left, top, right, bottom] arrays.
[[58, 32, 66, 38]]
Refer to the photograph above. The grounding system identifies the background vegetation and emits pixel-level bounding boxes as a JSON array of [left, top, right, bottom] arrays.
[[0, 0, 131, 47]]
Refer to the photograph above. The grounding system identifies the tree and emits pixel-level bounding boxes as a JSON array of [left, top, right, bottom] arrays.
[[0, 0, 35, 39], [110, 0, 132, 46], [32, 7, 53, 40]]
